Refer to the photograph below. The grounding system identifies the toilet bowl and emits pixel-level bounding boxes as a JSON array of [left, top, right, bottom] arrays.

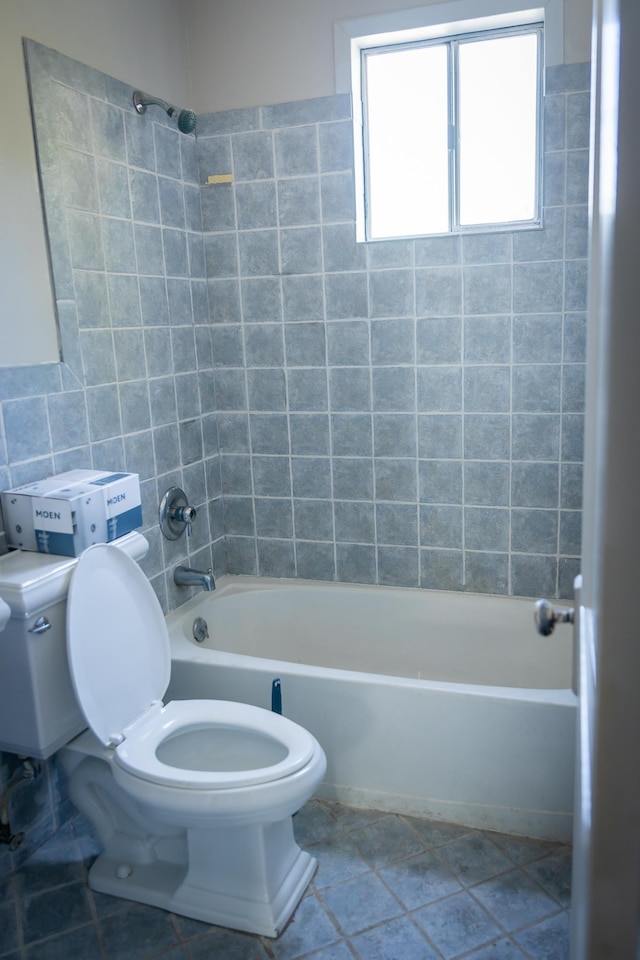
[[61, 542, 326, 936]]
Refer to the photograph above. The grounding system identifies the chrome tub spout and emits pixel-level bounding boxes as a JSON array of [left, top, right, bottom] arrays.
[[174, 565, 215, 592]]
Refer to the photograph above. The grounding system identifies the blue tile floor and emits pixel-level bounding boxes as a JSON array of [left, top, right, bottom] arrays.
[[0, 800, 572, 960]]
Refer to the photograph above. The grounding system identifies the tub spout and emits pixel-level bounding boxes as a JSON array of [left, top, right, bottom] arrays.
[[174, 565, 215, 592]]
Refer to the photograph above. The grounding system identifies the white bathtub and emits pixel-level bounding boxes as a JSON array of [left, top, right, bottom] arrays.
[[166, 576, 576, 841]]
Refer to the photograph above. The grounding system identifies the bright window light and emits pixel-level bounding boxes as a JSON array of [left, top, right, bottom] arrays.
[[458, 32, 539, 225], [361, 24, 541, 240], [365, 44, 449, 239]]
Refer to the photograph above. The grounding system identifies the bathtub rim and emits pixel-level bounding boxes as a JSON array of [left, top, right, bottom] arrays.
[[167, 575, 577, 710]]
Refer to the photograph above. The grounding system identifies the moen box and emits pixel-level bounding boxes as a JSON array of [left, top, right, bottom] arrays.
[[1, 470, 142, 557]]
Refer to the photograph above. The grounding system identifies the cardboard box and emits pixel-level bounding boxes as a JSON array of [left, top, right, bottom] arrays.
[[1, 471, 142, 556]]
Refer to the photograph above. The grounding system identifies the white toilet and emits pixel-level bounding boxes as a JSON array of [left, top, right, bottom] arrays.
[[0, 537, 326, 937]]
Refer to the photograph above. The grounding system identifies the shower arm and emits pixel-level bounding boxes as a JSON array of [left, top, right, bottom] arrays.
[[133, 90, 177, 118], [132, 90, 197, 134]]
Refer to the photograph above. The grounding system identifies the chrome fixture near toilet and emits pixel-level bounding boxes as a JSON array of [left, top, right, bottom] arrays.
[[0, 535, 326, 936], [159, 486, 196, 539], [174, 565, 215, 592], [534, 598, 575, 636]]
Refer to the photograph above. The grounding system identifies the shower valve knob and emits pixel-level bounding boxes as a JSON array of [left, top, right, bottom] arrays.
[[534, 599, 575, 636], [159, 487, 197, 540]]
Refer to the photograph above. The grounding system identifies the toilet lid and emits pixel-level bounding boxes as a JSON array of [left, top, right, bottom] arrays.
[[67, 543, 170, 747]]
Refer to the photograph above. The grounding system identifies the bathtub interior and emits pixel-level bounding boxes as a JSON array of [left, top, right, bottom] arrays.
[[166, 576, 573, 690]]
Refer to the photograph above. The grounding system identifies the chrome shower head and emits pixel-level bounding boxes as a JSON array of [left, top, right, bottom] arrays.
[[133, 90, 197, 134]]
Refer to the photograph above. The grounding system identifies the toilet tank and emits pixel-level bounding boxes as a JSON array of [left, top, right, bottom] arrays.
[[0, 532, 149, 759], [0, 550, 86, 758]]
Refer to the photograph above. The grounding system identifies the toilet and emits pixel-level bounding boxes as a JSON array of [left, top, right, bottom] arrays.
[[0, 536, 326, 937]]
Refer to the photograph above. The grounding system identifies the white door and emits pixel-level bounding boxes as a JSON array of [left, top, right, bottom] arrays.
[[570, 0, 640, 956]]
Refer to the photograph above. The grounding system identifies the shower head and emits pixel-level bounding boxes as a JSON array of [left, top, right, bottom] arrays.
[[133, 90, 197, 135]]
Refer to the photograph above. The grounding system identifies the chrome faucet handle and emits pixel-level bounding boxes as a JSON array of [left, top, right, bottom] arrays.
[[171, 503, 196, 536], [534, 599, 575, 636], [159, 487, 197, 540]]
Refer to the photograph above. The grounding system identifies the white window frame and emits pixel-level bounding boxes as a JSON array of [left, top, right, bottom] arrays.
[[334, 0, 563, 242]]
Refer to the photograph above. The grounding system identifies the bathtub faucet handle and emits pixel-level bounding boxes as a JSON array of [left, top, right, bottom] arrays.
[[159, 486, 197, 539], [534, 599, 574, 636]]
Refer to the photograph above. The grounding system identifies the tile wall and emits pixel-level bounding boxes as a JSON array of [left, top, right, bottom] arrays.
[[199, 61, 590, 600], [0, 42, 589, 872], [0, 41, 224, 877]]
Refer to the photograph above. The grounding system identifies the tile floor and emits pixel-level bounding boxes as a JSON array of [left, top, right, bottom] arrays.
[[0, 799, 572, 960]]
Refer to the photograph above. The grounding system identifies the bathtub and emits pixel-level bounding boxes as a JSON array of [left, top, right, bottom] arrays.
[[166, 576, 576, 841]]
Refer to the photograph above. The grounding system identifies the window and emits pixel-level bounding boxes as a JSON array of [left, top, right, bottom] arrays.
[[335, 3, 559, 242]]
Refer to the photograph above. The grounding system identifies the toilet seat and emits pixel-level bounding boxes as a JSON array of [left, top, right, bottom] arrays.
[[67, 544, 315, 791], [115, 699, 316, 790]]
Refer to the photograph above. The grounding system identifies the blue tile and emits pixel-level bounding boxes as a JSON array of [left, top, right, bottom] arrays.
[[4, 397, 51, 462], [290, 413, 330, 456], [242, 277, 282, 322], [465, 507, 510, 552], [514, 907, 571, 959], [350, 817, 425, 868], [464, 366, 510, 413], [319, 120, 354, 172], [321, 172, 356, 222], [287, 368, 328, 411], [511, 554, 558, 598], [465, 462, 510, 506], [275, 125, 318, 177], [415, 267, 462, 316], [372, 367, 416, 412], [463, 315, 510, 364], [323, 223, 367, 273], [335, 543, 376, 583], [417, 317, 462, 364], [321, 873, 403, 937], [257, 538, 296, 577], [232, 130, 274, 180], [294, 499, 334, 540], [514, 262, 564, 313], [271, 894, 340, 959], [373, 414, 416, 458], [420, 505, 463, 549], [295, 541, 336, 581], [376, 503, 418, 545], [351, 915, 440, 960], [464, 414, 510, 461], [473, 869, 559, 931], [333, 460, 374, 502], [282, 275, 325, 321], [236, 181, 277, 230], [418, 415, 462, 458], [278, 177, 321, 226], [465, 552, 509, 594], [463, 264, 511, 315], [371, 318, 415, 364], [524, 847, 573, 906], [414, 890, 502, 959], [381, 850, 461, 910], [332, 414, 373, 457], [21, 882, 92, 944], [99, 902, 178, 959], [280, 226, 323, 274], [369, 269, 414, 318], [325, 273, 368, 319], [264, 94, 350, 128], [238, 229, 279, 276], [420, 548, 464, 590], [377, 545, 420, 586]]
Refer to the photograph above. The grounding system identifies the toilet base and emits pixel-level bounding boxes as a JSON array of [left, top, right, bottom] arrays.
[[86, 820, 317, 938]]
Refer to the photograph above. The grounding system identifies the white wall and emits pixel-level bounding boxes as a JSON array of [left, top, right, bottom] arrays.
[[186, 0, 593, 114], [0, 0, 191, 366]]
